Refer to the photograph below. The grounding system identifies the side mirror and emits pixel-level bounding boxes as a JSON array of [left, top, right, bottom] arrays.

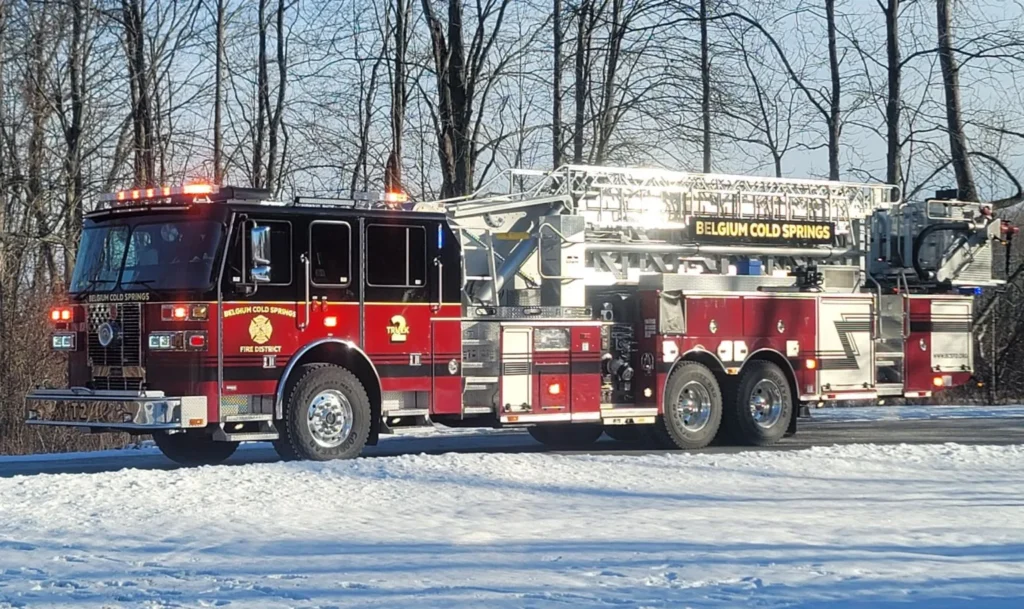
[[250, 225, 272, 284]]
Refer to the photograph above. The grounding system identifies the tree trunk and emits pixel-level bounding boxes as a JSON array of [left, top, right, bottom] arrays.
[[936, 0, 978, 201], [572, 1, 592, 164], [386, 0, 410, 192], [422, 0, 510, 197], [123, 0, 155, 187], [421, 0, 457, 196], [64, 0, 86, 284], [213, 0, 226, 184], [883, 0, 902, 188], [552, 0, 562, 168], [700, 0, 711, 173], [826, 0, 840, 180], [266, 0, 286, 194], [253, 0, 268, 188], [595, 0, 624, 165]]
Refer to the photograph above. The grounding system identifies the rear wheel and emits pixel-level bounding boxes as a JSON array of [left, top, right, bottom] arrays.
[[274, 364, 372, 461], [528, 424, 603, 449], [153, 431, 238, 466], [656, 361, 723, 450], [723, 360, 793, 446]]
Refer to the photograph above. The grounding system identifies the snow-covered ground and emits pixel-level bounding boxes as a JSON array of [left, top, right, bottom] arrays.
[[814, 404, 1024, 422], [1, 442, 1023, 608]]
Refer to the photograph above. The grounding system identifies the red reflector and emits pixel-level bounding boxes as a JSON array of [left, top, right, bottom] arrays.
[[324, 316, 338, 328], [189, 334, 206, 348]]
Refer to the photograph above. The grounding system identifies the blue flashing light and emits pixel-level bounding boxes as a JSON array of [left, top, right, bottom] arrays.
[[437, 224, 444, 249], [958, 287, 983, 296]]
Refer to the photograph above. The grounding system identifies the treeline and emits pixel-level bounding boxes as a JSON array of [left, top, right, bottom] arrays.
[[1, 0, 1024, 454]]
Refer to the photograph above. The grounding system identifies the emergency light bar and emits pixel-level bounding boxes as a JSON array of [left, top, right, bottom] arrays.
[[100, 184, 219, 203]]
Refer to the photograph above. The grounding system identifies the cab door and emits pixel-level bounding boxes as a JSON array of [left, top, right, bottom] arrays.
[[361, 221, 434, 404], [361, 219, 462, 415], [218, 216, 300, 407], [306, 220, 359, 343]]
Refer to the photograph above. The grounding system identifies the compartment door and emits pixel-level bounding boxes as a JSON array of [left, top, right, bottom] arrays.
[[929, 299, 973, 373], [500, 327, 533, 413], [817, 298, 875, 392]]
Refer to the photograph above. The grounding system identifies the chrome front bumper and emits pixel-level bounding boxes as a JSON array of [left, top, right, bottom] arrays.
[[25, 389, 208, 432]]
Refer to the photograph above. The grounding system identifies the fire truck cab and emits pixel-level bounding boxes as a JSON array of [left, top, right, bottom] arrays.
[[26, 167, 1011, 465]]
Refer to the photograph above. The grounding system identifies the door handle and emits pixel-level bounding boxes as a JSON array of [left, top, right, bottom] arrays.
[[300, 253, 310, 330], [432, 258, 443, 313]]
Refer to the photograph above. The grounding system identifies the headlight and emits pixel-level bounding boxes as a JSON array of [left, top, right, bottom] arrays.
[[51, 333, 76, 351], [148, 332, 181, 350], [148, 331, 206, 351]]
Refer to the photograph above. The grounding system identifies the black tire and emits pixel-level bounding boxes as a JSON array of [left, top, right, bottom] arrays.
[[656, 361, 723, 450], [153, 431, 238, 466], [274, 363, 372, 461], [528, 423, 603, 449], [723, 360, 793, 446]]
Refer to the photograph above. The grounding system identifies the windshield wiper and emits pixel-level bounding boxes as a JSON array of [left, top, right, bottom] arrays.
[[71, 278, 116, 301], [120, 279, 159, 294]]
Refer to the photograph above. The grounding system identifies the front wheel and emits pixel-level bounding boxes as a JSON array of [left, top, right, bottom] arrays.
[[274, 364, 372, 461], [153, 431, 238, 466], [723, 360, 793, 446], [656, 361, 723, 450]]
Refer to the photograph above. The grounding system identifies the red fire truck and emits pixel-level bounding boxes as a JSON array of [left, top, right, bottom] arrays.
[[26, 166, 1011, 464]]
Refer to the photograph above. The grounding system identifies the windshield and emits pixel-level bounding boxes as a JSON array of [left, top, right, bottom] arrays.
[[70, 220, 223, 294]]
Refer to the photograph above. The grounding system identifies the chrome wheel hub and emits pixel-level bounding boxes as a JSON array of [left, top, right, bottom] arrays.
[[749, 379, 783, 429], [676, 380, 712, 432], [307, 389, 353, 448]]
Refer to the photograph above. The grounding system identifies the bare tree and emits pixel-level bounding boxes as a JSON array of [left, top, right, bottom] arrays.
[[386, 0, 413, 192], [552, 0, 563, 168], [881, 0, 901, 188], [571, 0, 596, 164], [122, 0, 157, 186], [421, 0, 513, 197], [213, 0, 227, 183], [936, 0, 977, 201], [700, 0, 711, 172]]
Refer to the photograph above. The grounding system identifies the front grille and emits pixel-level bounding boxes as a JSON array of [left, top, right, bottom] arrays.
[[87, 302, 144, 389]]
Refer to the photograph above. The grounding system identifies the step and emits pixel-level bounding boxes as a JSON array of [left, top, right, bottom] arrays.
[[875, 383, 905, 397], [464, 376, 499, 384], [383, 408, 429, 417], [222, 414, 273, 423], [214, 431, 280, 442], [463, 406, 495, 414]]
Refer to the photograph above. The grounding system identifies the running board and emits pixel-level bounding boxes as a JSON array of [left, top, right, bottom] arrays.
[[214, 419, 278, 442], [214, 431, 279, 442]]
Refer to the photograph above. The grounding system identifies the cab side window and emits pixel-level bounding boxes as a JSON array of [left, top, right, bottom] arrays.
[[223, 218, 292, 287], [259, 220, 293, 285], [310, 221, 351, 286], [366, 224, 426, 288]]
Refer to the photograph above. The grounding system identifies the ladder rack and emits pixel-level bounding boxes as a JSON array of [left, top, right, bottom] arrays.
[[462, 165, 899, 230]]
